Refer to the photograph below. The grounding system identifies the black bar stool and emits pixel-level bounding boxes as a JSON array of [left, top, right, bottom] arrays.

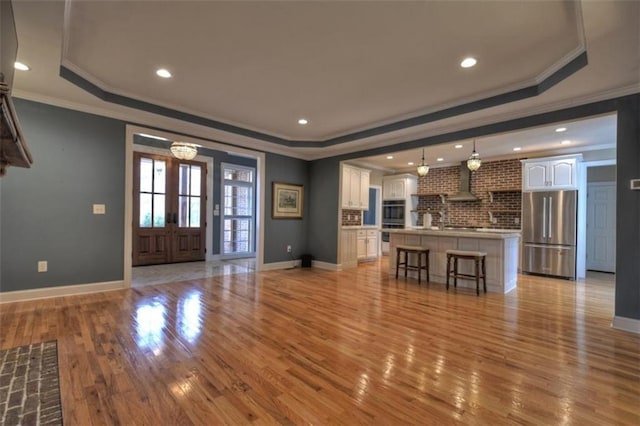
[[446, 249, 487, 295], [395, 245, 430, 285]]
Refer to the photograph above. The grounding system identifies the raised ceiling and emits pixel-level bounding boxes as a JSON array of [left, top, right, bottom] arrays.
[[10, 0, 640, 160]]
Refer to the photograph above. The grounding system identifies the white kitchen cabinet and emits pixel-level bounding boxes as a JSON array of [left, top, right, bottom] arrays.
[[522, 155, 581, 191], [342, 164, 370, 209], [357, 229, 379, 260], [366, 230, 378, 258], [340, 229, 358, 269], [382, 174, 417, 200], [383, 178, 406, 200]]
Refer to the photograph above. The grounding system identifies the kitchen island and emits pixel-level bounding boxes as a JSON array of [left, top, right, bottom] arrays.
[[387, 228, 520, 293]]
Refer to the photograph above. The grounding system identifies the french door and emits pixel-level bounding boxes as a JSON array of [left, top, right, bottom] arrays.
[[133, 152, 206, 266]]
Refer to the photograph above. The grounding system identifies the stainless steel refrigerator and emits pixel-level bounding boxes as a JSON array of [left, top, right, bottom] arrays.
[[522, 190, 577, 279]]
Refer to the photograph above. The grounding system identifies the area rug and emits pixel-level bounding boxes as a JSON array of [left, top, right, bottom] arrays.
[[0, 341, 63, 425]]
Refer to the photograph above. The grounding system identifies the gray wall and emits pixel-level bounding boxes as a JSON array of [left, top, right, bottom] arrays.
[[615, 95, 639, 321], [264, 152, 310, 262], [307, 158, 340, 263], [588, 165, 616, 182], [1, 99, 125, 291]]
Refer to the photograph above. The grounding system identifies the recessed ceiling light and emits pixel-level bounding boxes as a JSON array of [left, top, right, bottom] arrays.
[[407, 162, 414, 166], [555, 127, 567, 133], [14, 62, 30, 71], [454, 144, 463, 149], [297, 118, 308, 125], [386, 155, 394, 160], [437, 158, 444, 162], [460, 57, 477, 68], [156, 68, 172, 78], [561, 140, 571, 145], [513, 147, 522, 152]]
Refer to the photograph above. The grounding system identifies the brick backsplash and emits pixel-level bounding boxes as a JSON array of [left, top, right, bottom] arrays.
[[341, 159, 522, 228], [417, 159, 522, 229], [342, 209, 362, 226]]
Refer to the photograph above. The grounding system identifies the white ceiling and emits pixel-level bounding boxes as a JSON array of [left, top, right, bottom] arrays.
[[9, 0, 640, 160], [351, 113, 617, 172]]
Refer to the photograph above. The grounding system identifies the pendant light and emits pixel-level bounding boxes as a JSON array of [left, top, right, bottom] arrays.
[[170, 141, 198, 160], [416, 148, 429, 177], [466, 140, 482, 171]]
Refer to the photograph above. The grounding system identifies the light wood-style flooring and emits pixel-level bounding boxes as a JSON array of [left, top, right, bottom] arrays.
[[1, 260, 638, 425]]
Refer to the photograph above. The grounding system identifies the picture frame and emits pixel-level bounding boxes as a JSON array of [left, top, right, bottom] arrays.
[[272, 182, 303, 219]]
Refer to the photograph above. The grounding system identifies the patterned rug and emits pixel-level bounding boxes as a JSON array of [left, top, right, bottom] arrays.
[[0, 341, 63, 425]]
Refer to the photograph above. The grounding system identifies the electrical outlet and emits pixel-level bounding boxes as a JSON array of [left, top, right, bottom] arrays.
[[287, 245, 292, 253], [514, 217, 520, 225], [37, 261, 48, 272]]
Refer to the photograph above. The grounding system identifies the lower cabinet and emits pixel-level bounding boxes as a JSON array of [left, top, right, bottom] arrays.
[[357, 229, 378, 260], [341, 229, 358, 269]]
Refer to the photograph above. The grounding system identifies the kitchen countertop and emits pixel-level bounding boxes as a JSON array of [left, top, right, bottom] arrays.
[[341, 225, 379, 230], [385, 227, 521, 239]]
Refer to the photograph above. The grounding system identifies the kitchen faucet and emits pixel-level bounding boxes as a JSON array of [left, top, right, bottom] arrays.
[[438, 207, 448, 230]]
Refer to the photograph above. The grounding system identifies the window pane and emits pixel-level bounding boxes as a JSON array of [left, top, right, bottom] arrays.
[[224, 167, 253, 183], [140, 158, 153, 192], [154, 160, 166, 194], [153, 194, 165, 227], [178, 195, 189, 227], [179, 164, 190, 196], [190, 197, 201, 227], [222, 218, 251, 254], [139, 193, 152, 227], [190, 166, 201, 196]]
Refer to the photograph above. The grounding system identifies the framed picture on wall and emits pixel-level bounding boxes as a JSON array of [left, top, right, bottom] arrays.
[[272, 182, 303, 219]]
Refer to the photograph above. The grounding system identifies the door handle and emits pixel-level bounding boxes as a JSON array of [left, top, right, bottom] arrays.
[[542, 197, 547, 239], [548, 197, 553, 239]]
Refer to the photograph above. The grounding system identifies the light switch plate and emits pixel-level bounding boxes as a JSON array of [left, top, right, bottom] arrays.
[[93, 204, 106, 214], [631, 179, 640, 190]]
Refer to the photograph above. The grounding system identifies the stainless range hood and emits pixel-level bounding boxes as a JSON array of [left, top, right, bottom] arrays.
[[447, 162, 479, 201]]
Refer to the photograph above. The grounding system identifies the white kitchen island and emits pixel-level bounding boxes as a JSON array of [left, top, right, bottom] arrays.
[[387, 228, 520, 293]]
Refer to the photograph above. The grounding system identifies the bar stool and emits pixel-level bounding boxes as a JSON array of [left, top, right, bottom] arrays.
[[395, 245, 430, 285], [446, 249, 487, 295]]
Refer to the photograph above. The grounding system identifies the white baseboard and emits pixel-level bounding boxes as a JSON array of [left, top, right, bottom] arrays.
[[0, 280, 126, 304], [612, 316, 640, 334], [312, 261, 339, 271], [261, 260, 301, 271]]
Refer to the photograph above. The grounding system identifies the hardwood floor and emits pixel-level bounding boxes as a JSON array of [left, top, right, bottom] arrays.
[[1, 260, 638, 425]]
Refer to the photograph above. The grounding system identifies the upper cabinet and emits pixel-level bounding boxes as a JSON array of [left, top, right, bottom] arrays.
[[521, 155, 581, 191], [383, 174, 417, 200], [341, 164, 370, 210]]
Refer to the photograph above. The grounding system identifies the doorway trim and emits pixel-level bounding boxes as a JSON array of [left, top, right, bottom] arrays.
[[124, 125, 266, 287]]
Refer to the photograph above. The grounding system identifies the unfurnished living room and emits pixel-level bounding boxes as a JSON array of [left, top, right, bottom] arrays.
[[1, 1, 639, 425]]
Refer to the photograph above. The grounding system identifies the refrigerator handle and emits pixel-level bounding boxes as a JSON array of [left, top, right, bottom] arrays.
[[542, 196, 547, 239], [548, 197, 553, 239]]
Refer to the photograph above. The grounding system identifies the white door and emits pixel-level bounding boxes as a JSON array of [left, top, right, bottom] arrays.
[[524, 162, 548, 190], [586, 182, 616, 272]]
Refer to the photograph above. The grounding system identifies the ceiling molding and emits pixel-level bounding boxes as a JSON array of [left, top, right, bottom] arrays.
[[59, 51, 588, 150]]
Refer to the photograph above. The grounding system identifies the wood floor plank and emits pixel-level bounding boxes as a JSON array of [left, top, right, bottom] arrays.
[[0, 260, 638, 425]]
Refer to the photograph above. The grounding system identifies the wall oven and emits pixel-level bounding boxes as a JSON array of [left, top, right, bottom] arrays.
[[383, 200, 405, 223], [381, 200, 406, 254]]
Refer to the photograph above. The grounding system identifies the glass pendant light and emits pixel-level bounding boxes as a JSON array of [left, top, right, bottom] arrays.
[[417, 148, 429, 177], [467, 140, 482, 171], [170, 142, 198, 160]]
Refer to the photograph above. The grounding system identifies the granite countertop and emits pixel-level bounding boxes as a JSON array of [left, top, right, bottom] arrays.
[[341, 225, 379, 230], [385, 227, 521, 239]]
